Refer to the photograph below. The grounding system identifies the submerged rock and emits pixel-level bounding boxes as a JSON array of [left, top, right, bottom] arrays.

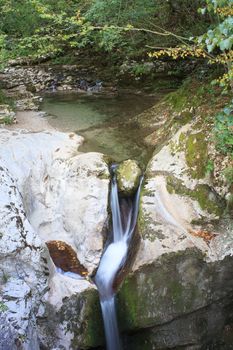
[[116, 159, 142, 195], [46, 240, 88, 276]]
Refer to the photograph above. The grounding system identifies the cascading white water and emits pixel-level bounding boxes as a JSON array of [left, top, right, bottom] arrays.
[[95, 170, 143, 350]]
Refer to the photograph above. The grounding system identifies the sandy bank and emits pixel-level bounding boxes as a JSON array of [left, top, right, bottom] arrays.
[[5, 110, 54, 132]]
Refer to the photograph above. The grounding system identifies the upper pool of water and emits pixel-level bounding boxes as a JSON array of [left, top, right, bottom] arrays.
[[41, 91, 163, 164]]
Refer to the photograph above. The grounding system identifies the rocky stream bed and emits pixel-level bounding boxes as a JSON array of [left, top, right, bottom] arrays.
[[0, 65, 233, 350]]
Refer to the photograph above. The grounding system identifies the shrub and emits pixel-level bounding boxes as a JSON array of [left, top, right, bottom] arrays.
[[214, 101, 233, 155]]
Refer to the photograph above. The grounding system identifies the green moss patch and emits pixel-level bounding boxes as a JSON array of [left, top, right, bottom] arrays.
[[60, 288, 104, 349], [166, 175, 225, 216], [185, 132, 208, 179], [116, 160, 142, 195], [0, 90, 14, 109], [117, 249, 208, 331], [138, 200, 166, 241]]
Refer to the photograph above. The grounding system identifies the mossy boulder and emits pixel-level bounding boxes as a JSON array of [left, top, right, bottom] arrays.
[[117, 249, 233, 349], [116, 160, 142, 195]]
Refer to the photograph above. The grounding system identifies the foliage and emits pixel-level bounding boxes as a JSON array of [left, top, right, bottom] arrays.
[[0, 0, 209, 65], [129, 62, 154, 76], [2, 115, 13, 125], [223, 166, 233, 185], [149, 0, 233, 92], [0, 301, 8, 312], [214, 100, 233, 155], [85, 0, 207, 52], [0, 1, 86, 64], [205, 160, 214, 175], [0, 89, 14, 108], [1, 270, 9, 283]]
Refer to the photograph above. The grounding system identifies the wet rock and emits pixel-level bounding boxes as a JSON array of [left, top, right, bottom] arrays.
[[1, 66, 106, 94], [185, 131, 208, 179], [5, 84, 32, 98], [15, 97, 39, 111], [38, 277, 104, 350], [118, 246, 233, 349], [46, 240, 88, 276], [116, 159, 142, 195]]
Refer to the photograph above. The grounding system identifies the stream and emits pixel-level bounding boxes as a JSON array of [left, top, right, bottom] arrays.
[[40, 90, 159, 349], [95, 168, 143, 350]]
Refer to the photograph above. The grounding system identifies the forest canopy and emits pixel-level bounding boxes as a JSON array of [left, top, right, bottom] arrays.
[[0, 0, 232, 91], [0, 1, 213, 60]]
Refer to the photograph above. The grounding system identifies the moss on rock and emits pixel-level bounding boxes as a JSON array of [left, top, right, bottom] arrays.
[[138, 208, 161, 242], [117, 249, 233, 335], [194, 184, 224, 216], [174, 110, 194, 126], [118, 249, 209, 330], [166, 175, 225, 216], [60, 288, 104, 349], [116, 159, 142, 195], [185, 132, 208, 179]]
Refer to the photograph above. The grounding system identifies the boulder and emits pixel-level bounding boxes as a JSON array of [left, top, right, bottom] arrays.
[[0, 130, 110, 274], [116, 159, 142, 195]]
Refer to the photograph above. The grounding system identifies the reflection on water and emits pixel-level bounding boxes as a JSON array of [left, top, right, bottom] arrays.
[[41, 92, 162, 163]]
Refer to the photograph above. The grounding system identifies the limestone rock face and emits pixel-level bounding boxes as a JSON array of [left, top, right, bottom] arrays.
[[117, 123, 233, 349], [116, 159, 142, 195], [0, 129, 110, 274], [0, 166, 50, 349], [0, 129, 110, 349], [38, 273, 104, 350]]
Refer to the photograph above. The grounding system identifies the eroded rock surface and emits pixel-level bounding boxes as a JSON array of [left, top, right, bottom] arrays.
[[0, 129, 110, 349], [0, 130, 110, 274], [0, 166, 49, 349], [117, 121, 233, 349], [39, 273, 103, 350]]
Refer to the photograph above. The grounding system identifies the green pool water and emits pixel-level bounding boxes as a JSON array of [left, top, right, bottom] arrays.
[[41, 92, 163, 164]]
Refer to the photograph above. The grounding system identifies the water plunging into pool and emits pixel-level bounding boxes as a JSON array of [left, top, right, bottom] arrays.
[[95, 167, 143, 350]]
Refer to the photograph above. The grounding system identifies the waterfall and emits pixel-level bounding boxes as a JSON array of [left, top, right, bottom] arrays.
[[95, 169, 143, 350]]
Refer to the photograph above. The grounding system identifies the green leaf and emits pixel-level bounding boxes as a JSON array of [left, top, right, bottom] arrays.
[[219, 38, 232, 51]]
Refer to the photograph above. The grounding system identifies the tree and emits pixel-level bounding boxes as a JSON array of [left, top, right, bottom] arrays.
[[149, 0, 233, 92], [0, 0, 209, 64]]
